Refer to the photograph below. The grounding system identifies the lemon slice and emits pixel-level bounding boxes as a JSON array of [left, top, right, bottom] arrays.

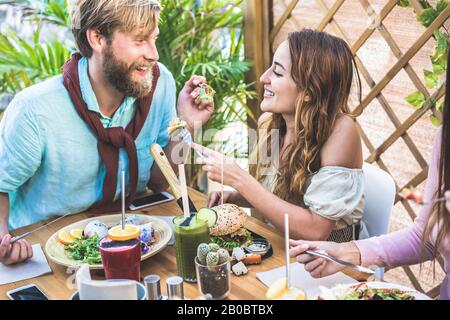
[[58, 230, 76, 245], [69, 228, 83, 239], [266, 277, 288, 300], [266, 277, 306, 300], [107, 225, 140, 241]]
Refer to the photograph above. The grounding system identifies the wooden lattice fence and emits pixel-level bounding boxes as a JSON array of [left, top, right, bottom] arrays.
[[244, 0, 450, 298]]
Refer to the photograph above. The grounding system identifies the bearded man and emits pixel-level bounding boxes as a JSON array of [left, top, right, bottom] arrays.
[[0, 0, 214, 264]]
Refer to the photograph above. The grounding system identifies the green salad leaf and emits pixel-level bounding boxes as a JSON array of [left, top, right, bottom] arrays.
[[64, 235, 101, 265]]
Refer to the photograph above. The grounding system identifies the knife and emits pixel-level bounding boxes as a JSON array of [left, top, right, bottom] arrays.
[[305, 250, 375, 275], [10, 211, 76, 244]]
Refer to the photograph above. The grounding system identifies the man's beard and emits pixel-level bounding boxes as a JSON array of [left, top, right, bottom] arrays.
[[102, 45, 154, 98]]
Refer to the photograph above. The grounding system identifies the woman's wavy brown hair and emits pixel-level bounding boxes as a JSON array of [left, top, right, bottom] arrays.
[[421, 51, 450, 269], [253, 29, 362, 205]]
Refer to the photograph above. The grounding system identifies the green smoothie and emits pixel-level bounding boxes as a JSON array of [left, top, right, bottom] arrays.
[[173, 216, 210, 282]]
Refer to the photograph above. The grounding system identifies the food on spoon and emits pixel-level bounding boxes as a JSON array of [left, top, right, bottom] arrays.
[[209, 204, 252, 250], [83, 220, 108, 239], [401, 188, 412, 200], [107, 225, 140, 242], [410, 190, 424, 204], [400, 187, 424, 204], [168, 117, 187, 136], [266, 277, 306, 300], [231, 261, 248, 276]]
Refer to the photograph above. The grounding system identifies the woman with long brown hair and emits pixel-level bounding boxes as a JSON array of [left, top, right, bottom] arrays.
[[193, 29, 364, 242], [289, 52, 450, 300]]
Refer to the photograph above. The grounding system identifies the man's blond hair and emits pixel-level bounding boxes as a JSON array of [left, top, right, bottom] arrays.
[[70, 0, 161, 57]]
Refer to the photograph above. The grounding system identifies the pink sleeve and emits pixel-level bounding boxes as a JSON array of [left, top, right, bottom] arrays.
[[354, 128, 441, 268]]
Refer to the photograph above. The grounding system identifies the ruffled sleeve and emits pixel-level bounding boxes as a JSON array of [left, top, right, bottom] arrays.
[[303, 166, 365, 221]]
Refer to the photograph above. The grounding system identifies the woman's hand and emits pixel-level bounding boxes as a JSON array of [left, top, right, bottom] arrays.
[[208, 191, 237, 207], [0, 234, 33, 265], [289, 239, 361, 278], [191, 143, 250, 190]]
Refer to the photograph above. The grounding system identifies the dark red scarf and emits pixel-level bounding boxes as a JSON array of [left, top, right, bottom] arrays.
[[62, 53, 160, 213]]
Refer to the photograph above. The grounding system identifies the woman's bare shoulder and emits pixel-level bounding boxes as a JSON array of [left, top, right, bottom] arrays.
[[320, 114, 362, 168]]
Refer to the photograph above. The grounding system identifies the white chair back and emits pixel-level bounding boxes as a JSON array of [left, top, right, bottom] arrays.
[[360, 163, 396, 280], [360, 163, 396, 239]]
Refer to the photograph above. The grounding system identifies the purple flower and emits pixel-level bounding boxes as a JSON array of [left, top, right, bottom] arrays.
[[140, 228, 153, 243], [140, 241, 150, 254]]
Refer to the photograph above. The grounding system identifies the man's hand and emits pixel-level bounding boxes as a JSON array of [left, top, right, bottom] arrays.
[[0, 234, 33, 265], [177, 75, 214, 132]]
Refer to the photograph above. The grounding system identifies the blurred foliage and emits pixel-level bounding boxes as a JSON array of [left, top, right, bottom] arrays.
[[399, 0, 449, 126]]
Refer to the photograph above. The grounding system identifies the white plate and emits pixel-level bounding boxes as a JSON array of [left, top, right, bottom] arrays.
[[45, 214, 172, 269], [317, 281, 432, 300]]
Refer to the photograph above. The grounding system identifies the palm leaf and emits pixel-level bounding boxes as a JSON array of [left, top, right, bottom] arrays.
[[0, 27, 70, 95]]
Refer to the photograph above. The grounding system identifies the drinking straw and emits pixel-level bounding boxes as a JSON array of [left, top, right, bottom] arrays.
[[178, 164, 190, 219], [121, 170, 125, 230], [221, 156, 224, 206], [284, 213, 291, 289]]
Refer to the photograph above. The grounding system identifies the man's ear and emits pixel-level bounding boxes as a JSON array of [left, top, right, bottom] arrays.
[[86, 29, 108, 54]]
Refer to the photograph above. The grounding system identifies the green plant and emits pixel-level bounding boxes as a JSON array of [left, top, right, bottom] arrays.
[[0, 26, 71, 97], [157, 0, 256, 132], [157, 0, 256, 187], [0, 0, 72, 97], [398, 0, 449, 126], [1, 0, 70, 27]]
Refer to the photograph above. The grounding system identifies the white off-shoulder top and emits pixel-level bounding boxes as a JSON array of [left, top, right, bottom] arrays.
[[261, 165, 365, 235]]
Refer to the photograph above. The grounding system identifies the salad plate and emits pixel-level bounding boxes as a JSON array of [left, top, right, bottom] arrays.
[[316, 281, 432, 300], [45, 214, 172, 269]]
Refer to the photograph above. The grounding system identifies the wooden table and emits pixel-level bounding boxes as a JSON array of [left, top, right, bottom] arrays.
[[0, 188, 367, 300]]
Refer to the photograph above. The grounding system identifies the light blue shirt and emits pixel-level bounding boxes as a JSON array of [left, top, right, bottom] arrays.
[[0, 57, 176, 230]]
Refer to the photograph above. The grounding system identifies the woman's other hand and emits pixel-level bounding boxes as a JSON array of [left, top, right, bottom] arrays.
[[289, 239, 361, 278]]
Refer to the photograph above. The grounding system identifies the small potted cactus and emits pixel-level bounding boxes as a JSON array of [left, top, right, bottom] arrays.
[[195, 243, 231, 300]]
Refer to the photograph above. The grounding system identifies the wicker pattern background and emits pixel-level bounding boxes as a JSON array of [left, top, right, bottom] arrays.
[[244, 0, 449, 298]]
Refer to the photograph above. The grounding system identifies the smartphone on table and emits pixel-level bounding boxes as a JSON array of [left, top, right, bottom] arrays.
[[7, 284, 50, 300], [129, 192, 175, 210]]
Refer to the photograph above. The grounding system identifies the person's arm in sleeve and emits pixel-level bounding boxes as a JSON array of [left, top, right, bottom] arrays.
[[0, 98, 42, 264], [354, 128, 441, 268]]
